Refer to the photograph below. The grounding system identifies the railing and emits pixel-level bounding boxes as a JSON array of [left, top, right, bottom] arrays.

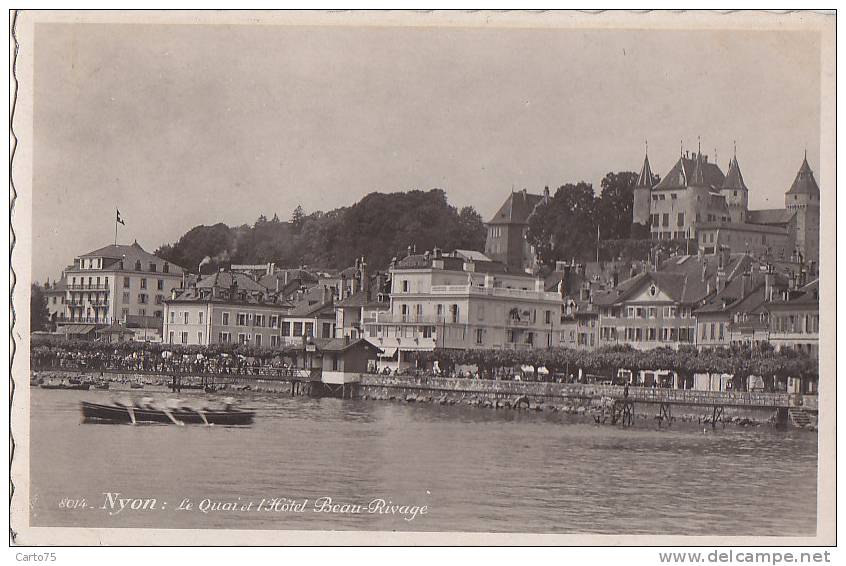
[[376, 313, 454, 325], [429, 284, 560, 301], [67, 284, 110, 291]]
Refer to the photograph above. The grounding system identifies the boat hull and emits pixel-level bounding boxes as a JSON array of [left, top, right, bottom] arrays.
[[41, 383, 91, 390], [80, 401, 254, 425]]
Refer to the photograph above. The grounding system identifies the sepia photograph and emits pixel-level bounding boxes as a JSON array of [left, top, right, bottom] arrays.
[[8, 9, 836, 549]]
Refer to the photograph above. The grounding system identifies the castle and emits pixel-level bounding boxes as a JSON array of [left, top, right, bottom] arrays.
[[632, 146, 820, 267]]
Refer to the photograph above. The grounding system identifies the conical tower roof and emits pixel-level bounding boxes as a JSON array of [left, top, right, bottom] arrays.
[[722, 155, 748, 191], [786, 154, 820, 197], [636, 153, 654, 188]]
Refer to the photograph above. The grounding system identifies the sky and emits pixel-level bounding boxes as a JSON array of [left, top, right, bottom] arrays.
[[32, 23, 821, 282]]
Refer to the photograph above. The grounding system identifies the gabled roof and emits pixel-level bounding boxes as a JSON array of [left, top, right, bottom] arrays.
[[768, 278, 819, 308], [336, 289, 389, 309], [746, 208, 795, 226], [653, 154, 725, 191], [487, 190, 544, 225], [288, 286, 334, 317], [592, 253, 754, 307], [722, 156, 748, 192], [786, 156, 820, 197]]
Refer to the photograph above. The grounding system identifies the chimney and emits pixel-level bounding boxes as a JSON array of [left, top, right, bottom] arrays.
[[171, 288, 178, 300], [360, 257, 369, 298], [321, 285, 328, 305], [764, 270, 774, 302], [543, 185, 550, 204], [276, 278, 281, 293], [340, 272, 347, 301], [407, 245, 413, 258]]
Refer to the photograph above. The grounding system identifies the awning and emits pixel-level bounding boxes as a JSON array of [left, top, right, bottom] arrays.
[[378, 347, 398, 358], [520, 365, 549, 375]]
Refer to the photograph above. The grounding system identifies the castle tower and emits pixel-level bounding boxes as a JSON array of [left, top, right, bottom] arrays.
[[721, 149, 749, 224], [631, 148, 654, 238], [785, 153, 820, 265]]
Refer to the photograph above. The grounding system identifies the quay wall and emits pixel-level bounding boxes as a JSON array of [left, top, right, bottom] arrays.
[[356, 375, 789, 425]]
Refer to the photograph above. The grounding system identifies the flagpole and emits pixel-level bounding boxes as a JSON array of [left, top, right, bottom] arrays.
[[115, 209, 118, 246]]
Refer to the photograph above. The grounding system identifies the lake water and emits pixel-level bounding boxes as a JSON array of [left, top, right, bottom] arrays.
[[28, 388, 818, 535]]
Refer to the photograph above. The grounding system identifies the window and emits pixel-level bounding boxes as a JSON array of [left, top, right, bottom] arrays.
[[222, 312, 230, 325], [322, 322, 333, 338], [219, 332, 231, 343], [157, 279, 164, 290], [423, 326, 433, 339], [149, 262, 157, 272], [238, 333, 247, 344], [270, 315, 279, 329], [647, 307, 657, 319], [402, 280, 409, 293], [677, 212, 684, 227], [332, 354, 340, 371], [237, 313, 247, 326], [544, 310, 552, 324], [254, 314, 265, 327], [254, 334, 262, 347], [154, 310, 162, 318], [123, 277, 130, 288], [718, 323, 725, 341], [163, 263, 170, 273], [199, 311, 204, 324], [122, 291, 130, 303], [282, 321, 291, 337], [140, 278, 147, 289], [662, 213, 669, 227], [293, 322, 303, 336], [183, 312, 189, 325], [138, 293, 148, 304], [138, 308, 146, 317], [197, 332, 203, 343], [647, 327, 657, 341], [476, 328, 484, 344], [181, 332, 188, 344], [169, 331, 174, 344], [305, 322, 314, 337], [270, 336, 280, 348], [155, 295, 163, 305], [169, 311, 175, 324], [135, 260, 142, 271], [526, 332, 534, 345]]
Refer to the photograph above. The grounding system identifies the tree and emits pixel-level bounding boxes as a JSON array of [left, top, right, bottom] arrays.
[[597, 171, 638, 240], [291, 205, 305, 231], [526, 182, 598, 269], [30, 283, 49, 332]]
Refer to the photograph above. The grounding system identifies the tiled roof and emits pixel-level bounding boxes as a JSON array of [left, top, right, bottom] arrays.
[[258, 269, 318, 291], [288, 286, 335, 317], [592, 253, 754, 307], [653, 154, 725, 191], [746, 209, 795, 226], [336, 289, 388, 309], [315, 337, 382, 353], [768, 278, 819, 308], [786, 156, 820, 197], [76, 242, 187, 273], [487, 190, 544, 225]]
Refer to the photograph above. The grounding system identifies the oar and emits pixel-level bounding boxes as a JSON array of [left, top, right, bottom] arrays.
[[159, 406, 185, 427], [195, 408, 211, 426]]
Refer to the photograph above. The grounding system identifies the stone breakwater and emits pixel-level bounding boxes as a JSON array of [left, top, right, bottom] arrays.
[[357, 375, 813, 430]]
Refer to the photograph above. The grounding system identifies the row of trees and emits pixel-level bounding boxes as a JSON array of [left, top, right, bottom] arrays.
[[31, 336, 817, 382], [418, 344, 818, 382], [155, 189, 486, 273], [527, 171, 661, 270]]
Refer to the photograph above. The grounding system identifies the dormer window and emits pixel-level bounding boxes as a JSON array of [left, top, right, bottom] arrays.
[[163, 263, 170, 274], [134, 260, 142, 271], [149, 262, 157, 272]]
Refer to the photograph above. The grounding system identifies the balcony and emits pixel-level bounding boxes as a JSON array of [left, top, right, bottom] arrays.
[[67, 283, 110, 291], [375, 313, 456, 325], [429, 284, 560, 302]]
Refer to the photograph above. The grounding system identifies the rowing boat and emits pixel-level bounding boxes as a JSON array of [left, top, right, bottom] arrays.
[[41, 382, 91, 390], [80, 401, 255, 425]]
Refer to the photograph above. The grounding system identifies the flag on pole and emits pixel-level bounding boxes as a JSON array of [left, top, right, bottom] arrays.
[[116, 210, 125, 225]]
